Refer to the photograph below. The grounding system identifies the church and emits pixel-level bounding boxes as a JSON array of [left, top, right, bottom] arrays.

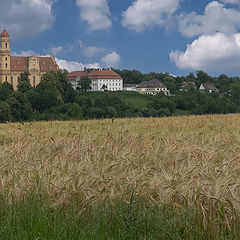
[[0, 28, 59, 89]]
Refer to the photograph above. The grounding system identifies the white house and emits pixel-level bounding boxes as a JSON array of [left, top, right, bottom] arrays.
[[136, 79, 170, 96], [123, 84, 137, 92], [199, 83, 218, 93], [67, 69, 123, 91]]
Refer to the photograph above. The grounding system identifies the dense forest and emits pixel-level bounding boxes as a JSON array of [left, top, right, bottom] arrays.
[[0, 69, 240, 122]]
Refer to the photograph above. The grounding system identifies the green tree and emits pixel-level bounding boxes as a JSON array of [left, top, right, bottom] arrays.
[[0, 82, 14, 101], [77, 77, 91, 92], [101, 84, 107, 91], [0, 101, 11, 122], [18, 81, 32, 93], [17, 71, 32, 93], [6, 92, 33, 121], [18, 71, 30, 83]]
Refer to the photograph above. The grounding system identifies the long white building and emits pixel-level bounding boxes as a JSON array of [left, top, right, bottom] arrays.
[[67, 69, 123, 91]]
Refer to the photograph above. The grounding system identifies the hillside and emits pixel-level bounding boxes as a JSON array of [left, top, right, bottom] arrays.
[[1, 115, 240, 238]]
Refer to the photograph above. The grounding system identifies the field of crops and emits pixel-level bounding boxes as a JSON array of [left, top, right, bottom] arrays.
[[1, 115, 240, 238]]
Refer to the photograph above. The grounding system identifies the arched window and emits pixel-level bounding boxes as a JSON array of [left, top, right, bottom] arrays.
[[5, 76, 7, 82], [5, 63, 8, 68], [5, 43, 8, 49]]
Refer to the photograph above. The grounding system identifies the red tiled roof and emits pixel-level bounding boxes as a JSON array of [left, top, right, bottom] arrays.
[[39, 57, 59, 72], [89, 70, 122, 79], [11, 56, 29, 71], [67, 71, 87, 81], [10, 56, 59, 72], [1, 29, 9, 37], [67, 69, 122, 81]]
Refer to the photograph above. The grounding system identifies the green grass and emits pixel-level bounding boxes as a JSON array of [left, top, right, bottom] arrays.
[[80, 91, 153, 108], [0, 193, 238, 240]]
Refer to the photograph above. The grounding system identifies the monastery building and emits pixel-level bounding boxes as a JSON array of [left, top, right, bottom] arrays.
[[0, 28, 59, 89]]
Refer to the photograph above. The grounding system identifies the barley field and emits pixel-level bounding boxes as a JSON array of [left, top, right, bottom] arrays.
[[1, 115, 240, 238]]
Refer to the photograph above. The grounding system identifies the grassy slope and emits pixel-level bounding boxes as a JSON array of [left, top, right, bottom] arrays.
[[80, 91, 153, 108], [1, 115, 240, 238]]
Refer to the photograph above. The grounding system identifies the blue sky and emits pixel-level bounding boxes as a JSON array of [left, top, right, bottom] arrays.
[[1, 0, 240, 76]]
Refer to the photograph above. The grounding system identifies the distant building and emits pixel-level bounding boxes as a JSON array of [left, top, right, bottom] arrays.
[[0, 28, 59, 89], [123, 84, 137, 92], [67, 69, 123, 91], [199, 83, 218, 93], [136, 79, 170, 96], [180, 81, 196, 92]]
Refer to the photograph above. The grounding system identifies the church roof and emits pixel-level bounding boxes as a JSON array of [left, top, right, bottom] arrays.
[[10, 56, 59, 72], [0, 29, 9, 37]]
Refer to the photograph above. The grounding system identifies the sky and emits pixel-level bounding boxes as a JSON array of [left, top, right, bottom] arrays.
[[1, 0, 240, 76]]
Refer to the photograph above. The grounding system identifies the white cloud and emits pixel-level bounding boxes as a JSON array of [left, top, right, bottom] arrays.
[[170, 32, 240, 73], [52, 46, 63, 56], [179, 1, 240, 37], [221, 0, 240, 4], [56, 58, 101, 72], [0, 0, 55, 38], [12, 50, 38, 56], [84, 46, 105, 57], [76, 0, 112, 31], [101, 51, 120, 67], [122, 0, 179, 32]]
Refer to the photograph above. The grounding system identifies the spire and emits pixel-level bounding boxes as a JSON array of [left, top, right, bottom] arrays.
[[1, 27, 9, 37]]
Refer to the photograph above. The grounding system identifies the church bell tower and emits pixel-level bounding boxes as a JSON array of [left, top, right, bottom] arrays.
[[0, 28, 11, 83]]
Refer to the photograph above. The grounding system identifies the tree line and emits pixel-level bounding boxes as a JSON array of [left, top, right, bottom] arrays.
[[0, 69, 240, 123]]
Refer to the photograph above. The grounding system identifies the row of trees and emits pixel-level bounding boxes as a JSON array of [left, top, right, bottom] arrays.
[[0, 69, 240, 123], [114, 69, 240, 94]]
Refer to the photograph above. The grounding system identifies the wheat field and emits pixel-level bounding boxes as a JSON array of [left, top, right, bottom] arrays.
[[1, 115, 240, 228]]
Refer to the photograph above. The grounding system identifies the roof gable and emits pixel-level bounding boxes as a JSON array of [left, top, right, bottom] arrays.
[[137, 79, 167, 88]]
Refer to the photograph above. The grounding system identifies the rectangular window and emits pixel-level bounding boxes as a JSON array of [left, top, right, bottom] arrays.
[[11, 77, 13, 84], [33, 76, 36, 87]]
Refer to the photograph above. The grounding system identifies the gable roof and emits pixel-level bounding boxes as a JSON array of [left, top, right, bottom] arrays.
[[10, 56, 28, 71], [136, 79, 167, 89], [10, 56, 59, 72], [201, 83, 218, 91], [39, 57, 59, 72], [67, 69, 122, 81], [181, 81, 196, 87]]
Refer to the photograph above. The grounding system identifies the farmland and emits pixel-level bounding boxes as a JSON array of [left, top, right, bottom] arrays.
[[1, 115, 240, 239]]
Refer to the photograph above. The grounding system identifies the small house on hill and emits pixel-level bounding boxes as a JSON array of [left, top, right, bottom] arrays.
[[123, 84, 137, 92], [136, 79, 170, 96], [180, 81, 196, 92], [199, 83, 218, 93]]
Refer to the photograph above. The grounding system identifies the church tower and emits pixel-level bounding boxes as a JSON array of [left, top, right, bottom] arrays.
[[0, 28, 11, 83]]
